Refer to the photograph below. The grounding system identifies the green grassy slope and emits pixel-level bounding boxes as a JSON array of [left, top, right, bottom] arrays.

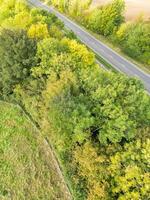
[[0, 101, 70, 200]]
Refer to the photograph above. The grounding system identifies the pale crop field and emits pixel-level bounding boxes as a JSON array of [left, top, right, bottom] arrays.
[[92, 0, 150, 21]]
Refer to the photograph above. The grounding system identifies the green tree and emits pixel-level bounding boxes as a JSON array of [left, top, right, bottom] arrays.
[[28, 23, 50, 39], [109, 131, 150, 199], [89, 0, 125, 36], [0, 29, 37, 96], [49, 24, 64, 39], [116, 22, 131, 43], [51, 0, 69, 12], [124, 22, 150, 65], [30, 8, 64, 28], [82, 69, 150, 144], [0, 0, 16, 24], [32, 37, 95, 78], [0, 0, 29, 25], [73, 128, 150, 200], [73, 141, 109, 200], [1, 10, 32, 29], [115, 18, 150, 66]]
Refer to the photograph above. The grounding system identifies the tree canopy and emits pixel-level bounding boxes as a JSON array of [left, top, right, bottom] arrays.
[[0, 29, 37, 96], [0, 0, 150, 199], [89, 0, 125, 36]]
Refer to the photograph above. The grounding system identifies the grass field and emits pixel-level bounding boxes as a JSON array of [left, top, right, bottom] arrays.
[[92, 0, 150, 21], [0, 101, 71, 200]]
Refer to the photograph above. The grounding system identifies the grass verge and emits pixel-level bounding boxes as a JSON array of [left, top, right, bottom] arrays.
[[0, 101, 72, 200]]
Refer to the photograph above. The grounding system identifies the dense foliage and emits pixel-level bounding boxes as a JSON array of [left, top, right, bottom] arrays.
[[0, 29, 37, 96], [0, 0, 150, 199], [116, 19, 150, 65], [88, 0, 125, 36]]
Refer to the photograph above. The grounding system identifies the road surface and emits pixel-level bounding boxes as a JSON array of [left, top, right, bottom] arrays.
[[29, 0, 150, 93]]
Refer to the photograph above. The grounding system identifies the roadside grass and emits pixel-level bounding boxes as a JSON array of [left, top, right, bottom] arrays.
[[95, 54, 118, 72], [0, 101, 71, 200]]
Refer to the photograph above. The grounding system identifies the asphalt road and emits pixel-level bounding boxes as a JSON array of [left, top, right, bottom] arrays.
[[29, 0, 150, 93]]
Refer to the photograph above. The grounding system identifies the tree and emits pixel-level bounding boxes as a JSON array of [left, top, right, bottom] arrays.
[[1, 11, 32, 29], [116, 22, 131, 42], [0, 0, 16, 24], [0, 29, 37, 96], [73, 128, 150, 200], [115, 18, 150, 66], [89, 0, 125, 36], [124, 22, 150, 65], [28, 23, 49, 39], [30, 8, 62, 28], [35, 37, 150, 146], [32, 37, 95, 78], [73, 141, 109, 200], [51, 0, 92, 17], [82, 69, 150, 144], [51, 0, 70, 12], [0, 0, 29, 25], [49, 25, 64, 39], [31, 38, 68, 78], [109, 130, 150, 199]]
